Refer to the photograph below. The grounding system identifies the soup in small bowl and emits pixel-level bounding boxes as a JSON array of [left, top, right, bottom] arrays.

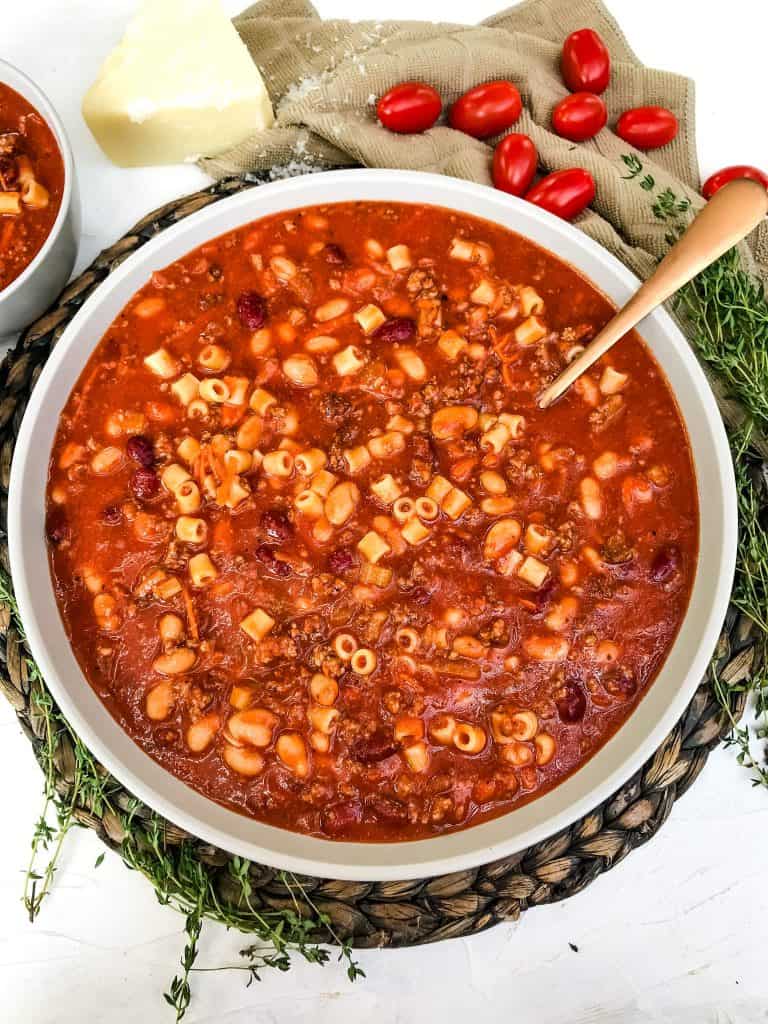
[[0, 61, 77, 335]]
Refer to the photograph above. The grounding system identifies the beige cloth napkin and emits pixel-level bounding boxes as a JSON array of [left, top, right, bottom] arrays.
[[200, 0, 768, 446]]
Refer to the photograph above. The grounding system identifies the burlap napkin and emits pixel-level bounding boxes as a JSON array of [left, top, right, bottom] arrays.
[[200, 0, 768, 447]]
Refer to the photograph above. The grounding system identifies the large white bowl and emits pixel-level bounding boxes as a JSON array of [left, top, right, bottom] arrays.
[[8, 170, 737, 881]]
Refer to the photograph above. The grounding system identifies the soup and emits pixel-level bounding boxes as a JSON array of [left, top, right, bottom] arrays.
[[0, 81, 65, 291], [45, 201, 698, 841]]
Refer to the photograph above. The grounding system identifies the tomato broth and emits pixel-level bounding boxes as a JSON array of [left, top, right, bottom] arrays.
[[46, 201, 698, 841]]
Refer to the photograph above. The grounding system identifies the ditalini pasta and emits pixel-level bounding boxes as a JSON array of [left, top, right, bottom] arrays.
[[45, 201, 698, 841]]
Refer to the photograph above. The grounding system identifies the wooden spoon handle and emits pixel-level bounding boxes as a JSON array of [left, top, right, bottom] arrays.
[[537, 178, 768, 409]]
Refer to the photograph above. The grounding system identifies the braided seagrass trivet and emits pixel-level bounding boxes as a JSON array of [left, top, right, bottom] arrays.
[[0, 171, 759, 948]]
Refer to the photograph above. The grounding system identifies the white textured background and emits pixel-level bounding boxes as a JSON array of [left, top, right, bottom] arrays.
[[2, 2, 768, 1022]]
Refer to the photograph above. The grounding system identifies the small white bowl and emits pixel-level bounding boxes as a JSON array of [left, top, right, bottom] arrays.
[[8, 170, 737, 881], [0, 60, 79, 337]]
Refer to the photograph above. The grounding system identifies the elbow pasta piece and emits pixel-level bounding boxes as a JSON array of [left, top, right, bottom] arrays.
[[310, 673, 339, 706], [198, 344, 230, 372], [429, 714, 457, 745], [199, 378, 229, 403], [223, 449, 253, 475], [354, 303, 386, 335], [350, 648, 377, 675], [524, 523, 555, 556], [144, 347, 180, 378], [263, 450, 294, 478], [344, 445, 372, 474], [90, 446, 123, 475], [514, 316, 547, 347], [394, 716, 425, 743], [441, 486, 471, 521], [161, 463, 191, 493], [400, 517, 431, 545], [449, 237, 492, 265], [250, 387, 277, 415], [240, 608, 275, 642], [517, 555, 549, 588], [518, 285, 544, 316], [189, 552, 218, 586], [600, 366, 628, 395], [438, 329, 468, 361], [367, 431, 406, 460], [176, 480, 202, 515], [470, 279, 497, 305], [175, 516, 207, 544], [357, 530, 391, 564], [386, 244, 412, 271], [500, 741, 535, 767], [395, 627, 419, 652], [402, 741, 429, 773], [295, 448, 327, 476], [481, 422, 511, 454], [177, 436, 201, 464], [333, 344, 366, 376], [392, 497, 415, 523], [224, 376, 249, 406], [491, 708, 538, 743], [453, 722, 487, 754], [333, 633, 358, 660], [370, 474, 402, 504], [295, 488, 324, 518]]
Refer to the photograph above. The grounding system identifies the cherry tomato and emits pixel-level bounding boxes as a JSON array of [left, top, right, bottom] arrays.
[[702, 165, 768, 199], [449, 81, 522, 139], [377, 82, 442, 134], [616, 106, 678, 150], [561, 29, 611, 94], [552, 92, 607, 142], [525, 168, 596, 221], [492, 134, 538, 196]]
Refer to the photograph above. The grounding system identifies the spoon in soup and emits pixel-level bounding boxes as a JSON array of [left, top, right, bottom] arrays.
[[537, 177, 768, 409]]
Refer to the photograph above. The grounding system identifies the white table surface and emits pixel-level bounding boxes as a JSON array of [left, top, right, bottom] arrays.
[[3, 2, 768, 1021]]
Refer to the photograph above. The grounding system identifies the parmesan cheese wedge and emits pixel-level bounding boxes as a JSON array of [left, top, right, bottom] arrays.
[[82, 0, 274, 167]]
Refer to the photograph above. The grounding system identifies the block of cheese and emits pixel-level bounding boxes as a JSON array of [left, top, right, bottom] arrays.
[[82, 0, 274, 167]]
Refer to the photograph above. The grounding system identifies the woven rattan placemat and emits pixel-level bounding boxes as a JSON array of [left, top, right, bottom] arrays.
[[0, 170, 758, 946]]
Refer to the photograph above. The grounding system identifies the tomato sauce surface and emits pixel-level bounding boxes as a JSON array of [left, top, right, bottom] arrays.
[[46, 201, 698, 841], [0, 81, 64, 291]]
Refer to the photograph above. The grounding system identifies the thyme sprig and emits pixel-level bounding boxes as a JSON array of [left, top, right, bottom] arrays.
[[0, 571, 361, 1020], [622, 153, 768, 784]]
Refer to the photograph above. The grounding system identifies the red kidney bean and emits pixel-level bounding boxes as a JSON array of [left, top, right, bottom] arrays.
[[102, 504, 122, 525], [130, 467, 160, 501], [650, 545, 681, 582], [409, 586, 433, 606], [366, 793, 408, 822], [236, 291, 267, 329], [47, 515, 70, 545], [260, 509, 293, 543], [322, 243, 347, 264], [373, 317, 416, 344], [556, 680, 587, 723], [255, 543, 292, 577], [322, 800, 363, 836], [126, 435, 155, 467], [327, 546, 356, 574], [352, 729, 398, 763]]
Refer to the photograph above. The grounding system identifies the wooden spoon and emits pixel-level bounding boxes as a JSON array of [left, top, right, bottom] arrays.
[[537, 178, 768, 409]]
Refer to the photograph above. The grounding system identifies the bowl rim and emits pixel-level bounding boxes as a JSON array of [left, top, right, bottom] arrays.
[[8, 169, 737, 880], [0, 58, 75, 307]]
